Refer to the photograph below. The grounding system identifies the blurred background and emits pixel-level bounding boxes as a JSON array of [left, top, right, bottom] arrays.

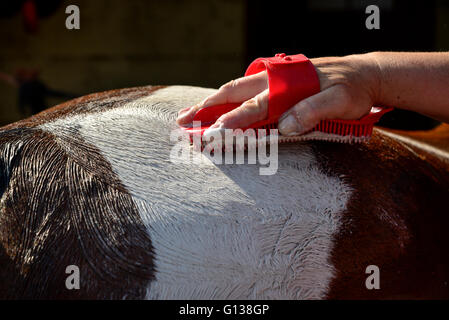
[[0, 0, 448, 128]]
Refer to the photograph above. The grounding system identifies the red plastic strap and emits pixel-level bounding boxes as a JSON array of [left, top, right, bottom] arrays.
[[244, 53, 320, 121], [191, 53, 319, 127]]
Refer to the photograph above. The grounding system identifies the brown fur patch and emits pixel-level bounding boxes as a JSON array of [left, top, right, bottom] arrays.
[[0, 87, 164, 299], [313, 130, 449, 299], [383, 123, 449, 154]]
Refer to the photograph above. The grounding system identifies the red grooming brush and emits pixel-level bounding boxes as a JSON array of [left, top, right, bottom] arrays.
[[181, 53, 393, 144]]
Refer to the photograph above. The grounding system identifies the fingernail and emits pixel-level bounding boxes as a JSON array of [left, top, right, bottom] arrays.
[[178, 105, 195, 116], [278, 114, 301, 135], [278, 111, 290, 123], [178, 107, 190, 115], [176, 115, 188, 125], [177, 107, 195, 124], [176, 112, 187, 121], [202, 122, 226, 141]]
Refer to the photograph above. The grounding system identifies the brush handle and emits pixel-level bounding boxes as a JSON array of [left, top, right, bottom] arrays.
[[245, 53, 320, 122]]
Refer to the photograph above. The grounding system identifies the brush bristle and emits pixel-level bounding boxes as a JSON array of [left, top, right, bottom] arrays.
[[255, 119, 375, 144], [189, 119, 375, 151]]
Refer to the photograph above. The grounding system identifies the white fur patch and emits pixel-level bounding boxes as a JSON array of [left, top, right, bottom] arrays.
[[40, 86, 352, 299]]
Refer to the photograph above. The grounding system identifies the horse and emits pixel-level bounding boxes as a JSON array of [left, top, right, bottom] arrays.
[[0, 85, 448, 299]]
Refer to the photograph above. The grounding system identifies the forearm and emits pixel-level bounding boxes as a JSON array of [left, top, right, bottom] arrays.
[[177, 51, 449, 136], [366, 51, 449, 122]]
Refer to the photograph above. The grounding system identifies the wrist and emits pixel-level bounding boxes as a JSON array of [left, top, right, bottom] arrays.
[[310, 53, 384, 108], [343, 52, 383, 106], [361, 52, 385, 106]]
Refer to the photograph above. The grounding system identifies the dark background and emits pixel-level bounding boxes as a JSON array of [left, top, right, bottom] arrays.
[[0, 0, 448, 128]]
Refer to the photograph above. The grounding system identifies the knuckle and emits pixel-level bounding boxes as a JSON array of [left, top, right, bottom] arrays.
[[336, 85, 355, 115], [219, 79, 239, 92], [245, 97, 258, 106], [216, 113, 231, 127], [297, 99, 318, 123], [342, 89, 352, 104], [239, 98, 257, 111], [337, 84, 353, 103], [255, 92, 266, 106]]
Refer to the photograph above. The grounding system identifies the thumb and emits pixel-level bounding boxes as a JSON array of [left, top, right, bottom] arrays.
[[278, 85, 349, 136]]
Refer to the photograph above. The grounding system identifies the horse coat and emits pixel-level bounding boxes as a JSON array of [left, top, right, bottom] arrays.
[[0, 85, 448, 299]]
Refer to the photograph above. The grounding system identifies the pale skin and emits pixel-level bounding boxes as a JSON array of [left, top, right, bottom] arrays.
[[176, 52, 449, 136]]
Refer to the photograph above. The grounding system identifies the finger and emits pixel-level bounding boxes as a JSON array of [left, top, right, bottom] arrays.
[[203, 89, 269, 139], [278, 85, 351, 136], [176, 71, 267, 125], [176, 103, 202, 125], [202, 71, 267, 108], [178, 106, 192, 116]]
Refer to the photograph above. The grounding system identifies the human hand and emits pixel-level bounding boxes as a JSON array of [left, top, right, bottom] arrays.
[[176, 53, 381, 136]]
